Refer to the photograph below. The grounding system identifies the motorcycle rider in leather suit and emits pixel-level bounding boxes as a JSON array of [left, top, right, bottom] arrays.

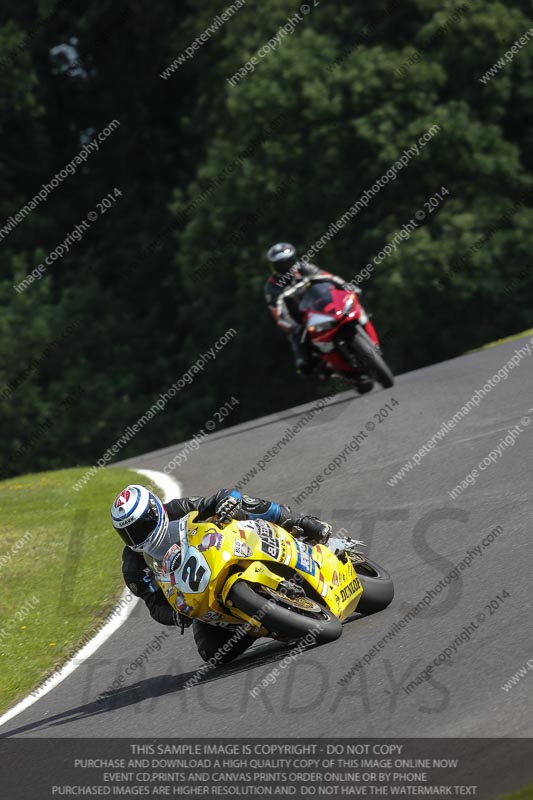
[[111, 485, 331, 663]]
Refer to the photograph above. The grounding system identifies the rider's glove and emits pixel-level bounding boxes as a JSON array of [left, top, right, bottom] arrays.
[[143, 568, 157, 592], [295, 515, 332, 545], [215, 490, 242, 525]]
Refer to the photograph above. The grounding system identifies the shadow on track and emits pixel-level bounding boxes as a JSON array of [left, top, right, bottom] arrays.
[[1, 637, 330, 737]]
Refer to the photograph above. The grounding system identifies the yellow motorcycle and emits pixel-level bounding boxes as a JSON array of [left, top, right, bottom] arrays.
[[143, 512, 394, 651]]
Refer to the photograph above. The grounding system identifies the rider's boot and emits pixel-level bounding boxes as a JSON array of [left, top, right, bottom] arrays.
[[288, 328, 312, 374], [353, 374, 374, 393]]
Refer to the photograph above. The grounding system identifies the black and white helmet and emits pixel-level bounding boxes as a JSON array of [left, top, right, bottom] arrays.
[[266, 242, 298, 275]]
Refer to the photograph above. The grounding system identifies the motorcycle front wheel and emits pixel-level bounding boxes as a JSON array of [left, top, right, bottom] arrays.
[[228, 580, 342, 644], [351, 328, 395, 388]]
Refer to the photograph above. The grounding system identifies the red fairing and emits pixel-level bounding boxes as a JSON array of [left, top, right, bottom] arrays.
[[298, 283, 382, 378]]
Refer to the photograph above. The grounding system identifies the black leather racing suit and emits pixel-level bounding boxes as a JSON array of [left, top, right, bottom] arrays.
[[264, 262, 352, 371], [122, 490, 295, 663]]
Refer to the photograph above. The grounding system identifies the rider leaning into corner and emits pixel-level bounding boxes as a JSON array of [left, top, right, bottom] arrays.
[[111, 485, 332, 664], [264, 242, 373, 393]]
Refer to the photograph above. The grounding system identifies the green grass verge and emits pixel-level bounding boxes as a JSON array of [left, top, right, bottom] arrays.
[[0, 466, 142, 714], [467, 328, 533, 354], [498, 786, 533, 799]]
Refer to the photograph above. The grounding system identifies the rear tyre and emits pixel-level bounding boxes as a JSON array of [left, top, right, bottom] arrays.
[[353, 558, 394, 614], [351, 328, 395, 389], [228, 580, 342, 644]]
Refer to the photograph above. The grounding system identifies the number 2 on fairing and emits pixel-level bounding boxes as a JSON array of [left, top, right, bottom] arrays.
[[177, 547, 211, 593], [182, 556, 206, 591]]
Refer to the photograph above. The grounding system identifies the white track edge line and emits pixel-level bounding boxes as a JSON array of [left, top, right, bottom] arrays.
[[0, 469, 182, 730]]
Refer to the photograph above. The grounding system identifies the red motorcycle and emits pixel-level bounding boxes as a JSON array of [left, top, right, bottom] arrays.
[[280, 278, 394, 391]]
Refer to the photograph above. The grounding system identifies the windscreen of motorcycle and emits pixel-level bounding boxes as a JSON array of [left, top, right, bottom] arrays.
[[143, 516, 190, 576], [144, 515, 212, 598], [298, 282, 335, 312]]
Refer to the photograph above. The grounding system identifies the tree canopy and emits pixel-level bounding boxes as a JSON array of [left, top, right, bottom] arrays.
[[1, 0, 532, 477]]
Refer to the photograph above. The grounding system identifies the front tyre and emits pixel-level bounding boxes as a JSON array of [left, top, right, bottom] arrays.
[[353, 558, 394, 614], [228, 580, 342, 644], [351, 328, 395, 389]]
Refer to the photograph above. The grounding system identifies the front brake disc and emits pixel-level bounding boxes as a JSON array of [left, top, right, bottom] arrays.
[[263, 587, 322, 613]]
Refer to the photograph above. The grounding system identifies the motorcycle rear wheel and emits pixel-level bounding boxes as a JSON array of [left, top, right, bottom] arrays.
[[352, 558, 394, 614], [228, 580, 342, 644], [351, 328, 395, 388]]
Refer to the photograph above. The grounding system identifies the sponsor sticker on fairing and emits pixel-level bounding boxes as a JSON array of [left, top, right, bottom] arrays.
[[339, 576, 361, 602], [198, 529, 224, 552], [313, 543, 325, 567], [295, 540, 316, 575], [234, 540, 253, 558], [162, 543, 182, 574], [175, 591, 193, 614], [240, 519, 281, 559], [201, 610, 224, 624]]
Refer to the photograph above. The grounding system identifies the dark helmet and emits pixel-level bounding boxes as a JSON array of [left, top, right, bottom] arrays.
[[111, 485, 169, 551], [266, 242, 298, 275]]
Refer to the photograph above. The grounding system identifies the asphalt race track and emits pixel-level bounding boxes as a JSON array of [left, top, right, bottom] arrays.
[[1, 335, 532, 746]]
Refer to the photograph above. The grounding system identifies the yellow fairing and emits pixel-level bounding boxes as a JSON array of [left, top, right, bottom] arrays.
[[153, 512, 363, 631]]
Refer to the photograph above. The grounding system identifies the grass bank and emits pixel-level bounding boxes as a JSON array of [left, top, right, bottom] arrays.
[[0, 466, 143, 713]]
